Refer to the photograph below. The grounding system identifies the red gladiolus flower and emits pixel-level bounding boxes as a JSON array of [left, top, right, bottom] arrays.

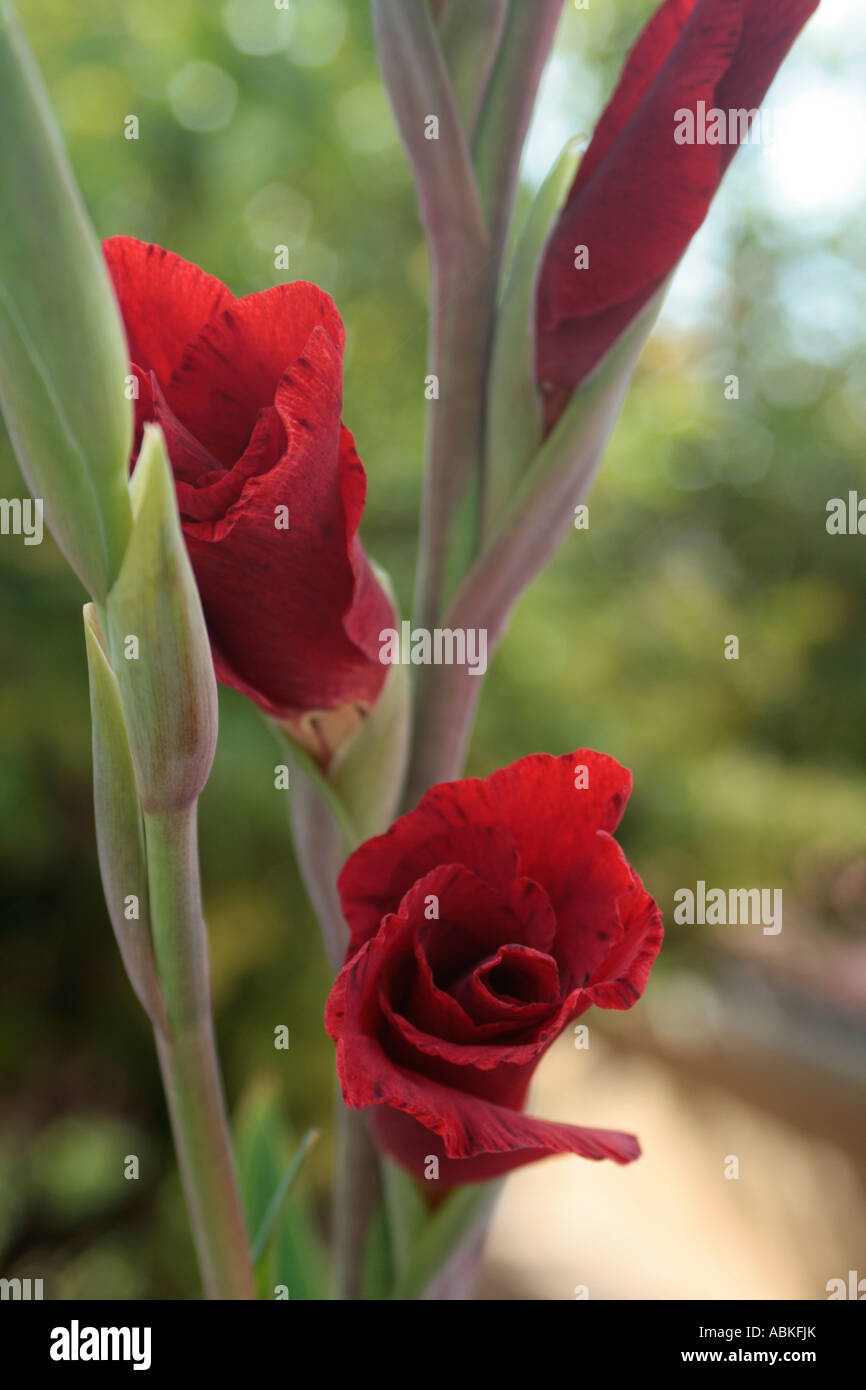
[[103, 236, 395, 760], [326, 751, 663, 1185], [536, 0, 819, 431]]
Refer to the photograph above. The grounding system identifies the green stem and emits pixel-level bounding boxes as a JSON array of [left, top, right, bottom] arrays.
[[144, 805, 255, 1300], [439, 0, 508, 160], [473, 0, 566, 266], [405, 3, 566, 807], [415, 252, 495, 635], [371, 0, 491, 638], [281, 778, 379, 1297], [334, 1100, 382, 1300]]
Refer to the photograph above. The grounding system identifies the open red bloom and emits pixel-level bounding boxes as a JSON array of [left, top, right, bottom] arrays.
[[536, 0, 819, 431], [103, 236, 395, 758], [326, 751, 663, 1185]]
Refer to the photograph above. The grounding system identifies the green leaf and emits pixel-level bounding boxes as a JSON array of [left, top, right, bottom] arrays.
[[250, 1128, 320, 1264], [0, 0, 132, 600], [381, 1159, 427, 1281], [388, 1180, 503, 1301], [272, 1187, 330, 1303], [360, 1201, 394, 1301], [234, 1081, 329, 1301], [104, 425, 218, 814]]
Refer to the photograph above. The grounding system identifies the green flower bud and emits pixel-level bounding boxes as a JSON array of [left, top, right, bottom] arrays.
[[104, 426, 218, 814]]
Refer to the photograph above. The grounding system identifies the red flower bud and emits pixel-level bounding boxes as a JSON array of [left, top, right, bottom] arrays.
[[536, 0, 819, 433], [103, 236, 395, 760], [326, 751, 663, 1185]]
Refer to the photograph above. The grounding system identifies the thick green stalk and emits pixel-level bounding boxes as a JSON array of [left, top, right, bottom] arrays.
[[439, 0, 508, 143], [404, 3, 566, 807], [334, 1101, 382, 1300], [473, 0, 567, 267], [145, 806, 254, 1300], [370, 0, 490, 638], [369, 0, 571, 1299], [281, 772, 380, 1299], [404, 293, 664, 807]]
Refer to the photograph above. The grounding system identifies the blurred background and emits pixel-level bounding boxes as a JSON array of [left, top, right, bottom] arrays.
[[0, 0, 864, 1299]]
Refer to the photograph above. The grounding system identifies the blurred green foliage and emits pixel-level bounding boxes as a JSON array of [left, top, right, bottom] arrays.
[[0, 0, 863, 1296]]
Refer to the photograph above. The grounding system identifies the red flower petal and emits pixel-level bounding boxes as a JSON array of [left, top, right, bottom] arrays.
[[536, 0, 819, 402], [149, 375, 227, 488], [166, 281, 346, 466], [103, 238, 394, 729], [103, 236, 234, 386], [450, 943, 560, 1024], [379, 980, 576, 1080], [384, 866, 561, 1045], [181, 327, 393, 717], [411, 865, 547, 983], [326, 750, 662, 1185], [408, 933, 479, 1046], [399, 873, 558, 1045], [330, 900, 568, 1088], [339, 750, 632, 952], [327, 924, 638, 1184], [173, 407, 284, 531], [584, 867, 665, 1010], [408, 937, 556, 1044], [337, 426, 392, 671], [340, 824, 522, 954], [551, 829, 661, 996], [355, 1036, 640, 1182]]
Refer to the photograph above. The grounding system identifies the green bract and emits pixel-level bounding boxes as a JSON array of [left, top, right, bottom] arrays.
[[0, 1, 132, 600], [83, 604, 166, 1031], [104, 426, 218, 814], [483, 137, 583, 538]]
